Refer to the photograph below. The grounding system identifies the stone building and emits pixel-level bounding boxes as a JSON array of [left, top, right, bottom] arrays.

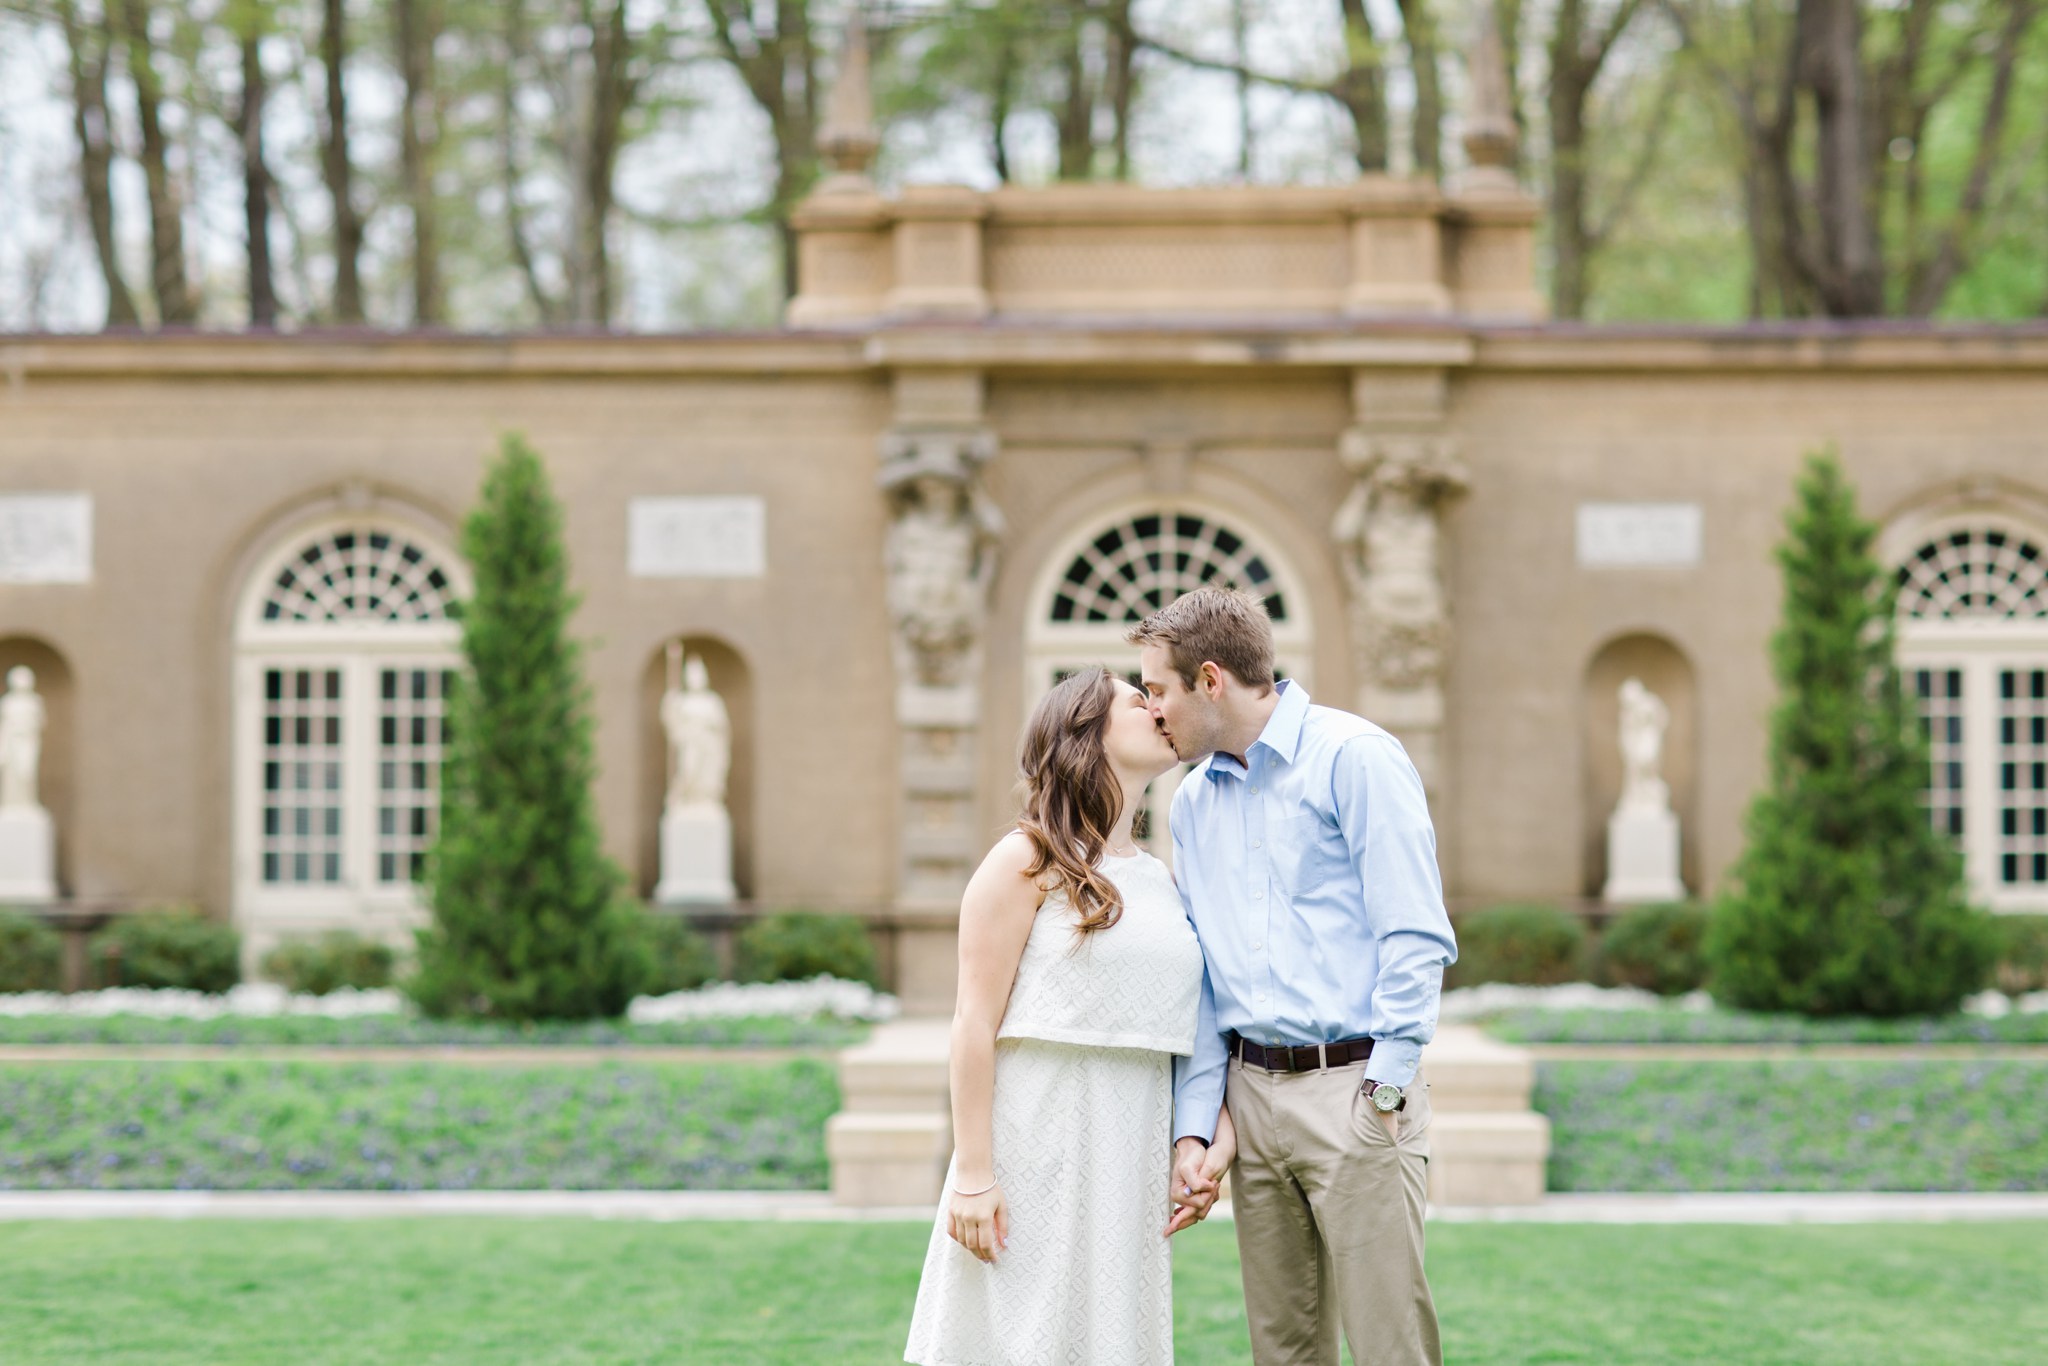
[[1, 34, 2044, 1012]]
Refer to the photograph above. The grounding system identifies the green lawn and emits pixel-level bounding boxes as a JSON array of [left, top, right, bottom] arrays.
[[0, 1218, 2041, 1364]]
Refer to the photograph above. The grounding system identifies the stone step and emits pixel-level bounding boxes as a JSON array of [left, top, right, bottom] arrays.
[[1427, 1112, 1552, 1206], [825, 1112, 951, 1208]]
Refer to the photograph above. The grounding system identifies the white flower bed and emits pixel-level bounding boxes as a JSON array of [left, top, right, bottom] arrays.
[[1440, 981, 2048, 1019], [0, 975, 899, 1022], [628, 976, 899, 1024]]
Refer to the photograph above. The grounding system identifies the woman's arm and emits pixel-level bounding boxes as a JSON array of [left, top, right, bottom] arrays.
[[944, 832, 1042, 1263]]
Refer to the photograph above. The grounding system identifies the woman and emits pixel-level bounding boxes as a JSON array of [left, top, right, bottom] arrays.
[[904, 668, 1235, 1366]]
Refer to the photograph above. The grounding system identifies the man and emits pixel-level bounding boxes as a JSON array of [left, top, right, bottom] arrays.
[[1130, 585, 1457, 1366]]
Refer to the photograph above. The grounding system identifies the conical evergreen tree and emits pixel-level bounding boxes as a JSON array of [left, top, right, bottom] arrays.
[[1707, 452, 1994, 1016], [408, 434, 648, 1020]]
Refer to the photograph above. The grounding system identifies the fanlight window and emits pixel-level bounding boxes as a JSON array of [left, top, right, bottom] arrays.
[[1049, 513, 1289, 625], [1897, 520, 2048, 909], [260, 528, 456, 625], [1896, 527, 2048, 622]]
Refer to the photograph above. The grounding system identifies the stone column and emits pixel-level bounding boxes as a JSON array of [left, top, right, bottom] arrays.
[[880, 371, 1001, 1014], [1331, 370, 1467, 800]]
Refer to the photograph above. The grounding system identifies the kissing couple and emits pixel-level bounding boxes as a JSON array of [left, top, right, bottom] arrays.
[[905, 584, 1460, 1366]]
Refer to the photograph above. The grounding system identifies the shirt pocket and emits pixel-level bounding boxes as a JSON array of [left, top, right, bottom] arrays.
[[1273, 806, 1344, 899]]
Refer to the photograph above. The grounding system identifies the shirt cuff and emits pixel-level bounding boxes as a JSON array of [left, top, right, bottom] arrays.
[[1173, 1107, 1220, 1146], [1363, 1038, 1420, 1088]]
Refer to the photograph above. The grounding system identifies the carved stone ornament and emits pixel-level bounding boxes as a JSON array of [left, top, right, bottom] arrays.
[[880, 428, 1003, 689], [1332, 431, 1469, 692]]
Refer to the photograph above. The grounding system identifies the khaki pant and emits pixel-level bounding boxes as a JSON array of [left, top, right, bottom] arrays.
[[1225, 1054, 1440, 1366]]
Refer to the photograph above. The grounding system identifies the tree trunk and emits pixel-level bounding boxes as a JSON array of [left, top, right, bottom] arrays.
[[57, 0, 139, 327], [1232, 0, 1253, 177], [320, 0, 365, 323], [568, 0, 633, 326], [396, 0, 442, 325], [989, 28, 1017, 182], [1793, 0, 1882, 315], [237, 28, 277, 328], [1104, 0, 1136, 180], [1395, 0, 1442, 178], [119, 0, 194, 324], [1547, 5, 1592, 318], [1336, 0, 1389, 171], [1055, 8, 1094, 179]]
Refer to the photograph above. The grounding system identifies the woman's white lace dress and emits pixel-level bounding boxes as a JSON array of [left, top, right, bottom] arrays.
[[904, 850, 1203, 1366]]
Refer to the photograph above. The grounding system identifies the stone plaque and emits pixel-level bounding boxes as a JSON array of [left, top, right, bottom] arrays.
[[1576, 503, 1702, 568], [0, 494, 92, 583], [629, 497, 766, 579]]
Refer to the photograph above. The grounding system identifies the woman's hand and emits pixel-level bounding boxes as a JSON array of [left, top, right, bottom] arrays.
[[946, 1182, 1009, 1264]]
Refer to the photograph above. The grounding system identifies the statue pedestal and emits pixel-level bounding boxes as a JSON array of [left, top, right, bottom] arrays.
[[655, 802, 736, 904], [1604, 804, 1684, 904], [0, 806, 56, 903]]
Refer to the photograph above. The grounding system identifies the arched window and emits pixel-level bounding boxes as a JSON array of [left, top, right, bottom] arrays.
[[1895, 518, 2048, 910], [233, 518, 468, 954], [1027, 503, 1314, 861]]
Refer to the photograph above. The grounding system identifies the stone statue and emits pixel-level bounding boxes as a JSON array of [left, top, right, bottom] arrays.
[[661, 645, 730, 809], [1332, 433, 1468, 692], [0, 667, 45, 811], [883, 458, 1001, 689], [1617, 678, 1671, 813]]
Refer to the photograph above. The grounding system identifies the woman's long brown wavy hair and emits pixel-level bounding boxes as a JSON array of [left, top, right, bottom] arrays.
[[1016, 667, 1126, 936]]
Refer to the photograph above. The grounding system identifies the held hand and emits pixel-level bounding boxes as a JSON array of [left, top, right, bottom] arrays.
[[1163, 1137, 1219, 1239], [946, 1183, 1009, 1264]]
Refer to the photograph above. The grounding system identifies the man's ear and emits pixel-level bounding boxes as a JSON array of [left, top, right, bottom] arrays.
[[1199, 661, 1224, 700]]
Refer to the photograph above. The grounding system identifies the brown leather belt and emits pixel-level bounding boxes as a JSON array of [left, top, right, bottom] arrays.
[[1228, 1032, 1375, 1073]]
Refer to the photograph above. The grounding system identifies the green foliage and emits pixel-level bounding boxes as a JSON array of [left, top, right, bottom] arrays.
[[1594, 903, 1710, 996], [0, 1012, 869, 1049], [1481, 1005, 2048, 1045], [0, 911, 62, 993], [1707, 454, 1997, 1016], [1535, 1059, 2048, 1192], [1445, 904, 1590, 988], [631, 909, 720, 996], [1992, 915, 2048, 995], [90, 908, 240, 994], [407, 435, 647, 1022], [733, 912, 880, 990], [0, 1058, 838, 1190], [259, 932, 397, 995]]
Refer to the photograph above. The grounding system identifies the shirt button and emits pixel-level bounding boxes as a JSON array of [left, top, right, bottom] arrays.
[[1251, 838, 1262, 849], [1253, 941, 1263, 951], [1252, 890, 1264, 900], [1249, 785, 1259, 795]]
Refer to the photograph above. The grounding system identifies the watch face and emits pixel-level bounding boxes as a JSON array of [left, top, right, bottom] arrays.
[[1372, 1085, 1401, 1112]]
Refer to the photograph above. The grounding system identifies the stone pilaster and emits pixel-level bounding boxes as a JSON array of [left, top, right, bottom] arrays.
[[1332, 369, 1467, 799], [880, 372, 1000, 1013]]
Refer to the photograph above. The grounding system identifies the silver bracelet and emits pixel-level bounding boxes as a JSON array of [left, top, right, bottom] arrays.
[[952, 1177, 998, 1197]]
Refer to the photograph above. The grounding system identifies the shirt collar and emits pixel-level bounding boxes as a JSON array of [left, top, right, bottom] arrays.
[[1204, 678, 1309, 778]]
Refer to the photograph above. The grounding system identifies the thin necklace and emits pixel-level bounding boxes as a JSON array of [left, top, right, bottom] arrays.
[[1106, 837, 1140, 858]]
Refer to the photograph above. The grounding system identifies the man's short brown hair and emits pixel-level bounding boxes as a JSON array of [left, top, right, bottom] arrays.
[[1126, 585, 1277, 691]]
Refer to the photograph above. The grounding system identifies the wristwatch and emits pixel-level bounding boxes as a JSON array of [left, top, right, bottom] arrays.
[[1366, 1081, 1406, 1113]]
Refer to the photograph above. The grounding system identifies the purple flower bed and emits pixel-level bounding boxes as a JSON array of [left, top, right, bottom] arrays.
[[0, 1059, 837, 1190]]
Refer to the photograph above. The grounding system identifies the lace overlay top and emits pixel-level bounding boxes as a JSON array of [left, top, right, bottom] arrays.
[[997, 849, 1203, 1056]]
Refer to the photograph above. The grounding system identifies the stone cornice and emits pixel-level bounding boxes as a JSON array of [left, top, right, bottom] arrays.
[[5, 321, 2048, 382]]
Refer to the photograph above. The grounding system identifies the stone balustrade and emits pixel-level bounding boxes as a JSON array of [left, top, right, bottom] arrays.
[[788, 181, 1544, 329]]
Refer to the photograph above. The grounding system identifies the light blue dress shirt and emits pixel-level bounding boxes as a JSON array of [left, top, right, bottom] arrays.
[[1169, 680, 1458, 1143]]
